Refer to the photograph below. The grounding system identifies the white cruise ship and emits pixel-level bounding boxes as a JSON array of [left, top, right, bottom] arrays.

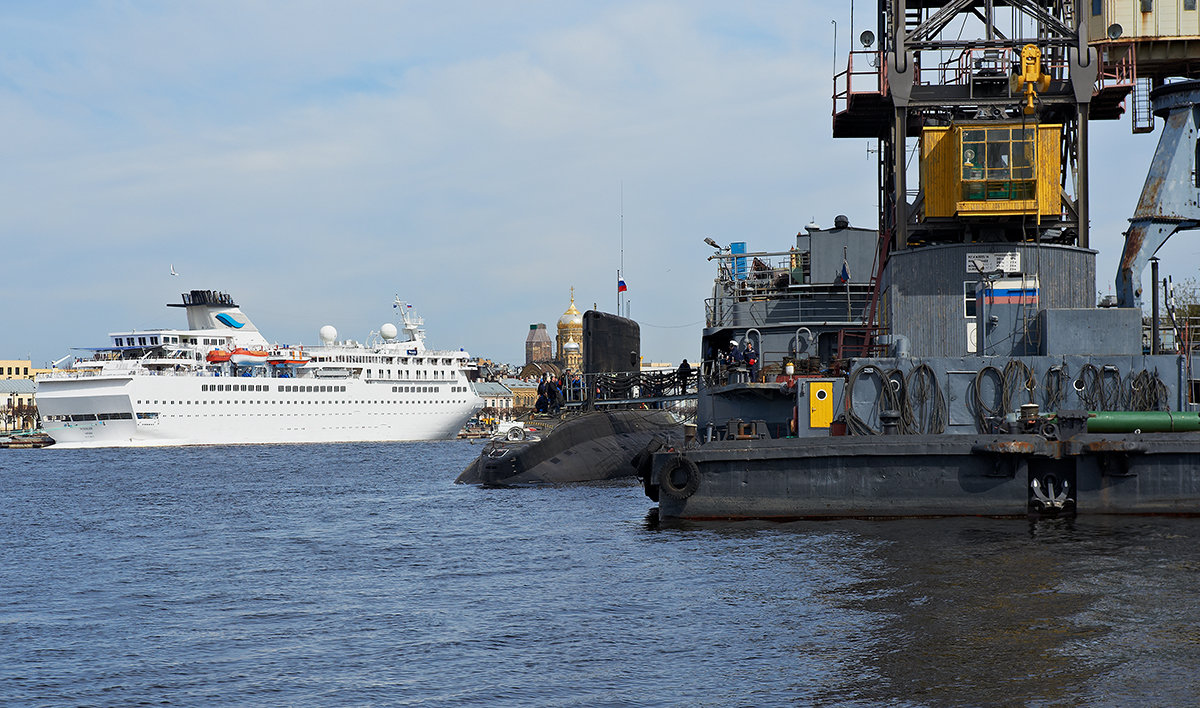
[[36, 290, 483, 448]]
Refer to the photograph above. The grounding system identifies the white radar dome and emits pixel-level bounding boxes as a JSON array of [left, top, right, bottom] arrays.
[[380, 323, 398, 340], [319, 325, 337, 344]]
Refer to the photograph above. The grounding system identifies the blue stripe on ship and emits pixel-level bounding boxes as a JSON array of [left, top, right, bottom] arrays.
[[216, 313, 245, 328], [983, 288, 1038, 304]]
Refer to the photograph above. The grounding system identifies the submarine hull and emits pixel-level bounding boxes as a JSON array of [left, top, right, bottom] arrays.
[[457, 410, 681, 485]]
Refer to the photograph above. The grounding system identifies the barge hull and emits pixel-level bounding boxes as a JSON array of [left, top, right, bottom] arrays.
[[651, 434, 1200, 520]]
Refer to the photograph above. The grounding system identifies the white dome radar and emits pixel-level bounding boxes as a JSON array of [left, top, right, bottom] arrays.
[[380, 323, 398, 340], [319, 325, 337, 344]]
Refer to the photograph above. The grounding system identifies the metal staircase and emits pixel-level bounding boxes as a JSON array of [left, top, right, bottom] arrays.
[[1132, 77, 1155, 133]]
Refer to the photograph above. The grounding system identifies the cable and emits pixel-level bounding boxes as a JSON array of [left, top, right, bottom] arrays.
[[1129, 369, 1170, 412], [1001, 359, 1036, 413], [904, 363, 947, 434], [1042, 363, 1069, 411], [1076, 363, 1101, 410], [973, 366, 1004, 433], [1100, 366, 1124, 410]]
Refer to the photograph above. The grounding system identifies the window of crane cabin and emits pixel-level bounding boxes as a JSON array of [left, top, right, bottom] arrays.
[[961, 127, 1035, 202]]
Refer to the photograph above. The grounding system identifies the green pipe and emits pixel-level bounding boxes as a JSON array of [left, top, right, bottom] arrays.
[[1086, 411, 1200, 433]]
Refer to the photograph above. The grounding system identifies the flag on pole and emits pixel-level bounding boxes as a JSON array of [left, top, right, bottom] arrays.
[[838, 259, 850, 284], [618, 278, 628, 293]]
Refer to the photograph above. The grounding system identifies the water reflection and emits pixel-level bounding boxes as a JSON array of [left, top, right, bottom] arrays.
[[645, 515, 1200, 705]]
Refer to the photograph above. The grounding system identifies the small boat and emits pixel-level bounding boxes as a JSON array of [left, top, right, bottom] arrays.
[[206, 350, 231, 363], [229, 348, 270, 366], [267, 349, 310, 366]]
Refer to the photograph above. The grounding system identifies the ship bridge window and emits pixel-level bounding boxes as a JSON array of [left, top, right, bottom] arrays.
[[961, 127, 1035, 201]]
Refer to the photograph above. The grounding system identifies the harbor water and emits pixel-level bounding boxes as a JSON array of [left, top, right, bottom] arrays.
[[3, 441, 1199, 706]]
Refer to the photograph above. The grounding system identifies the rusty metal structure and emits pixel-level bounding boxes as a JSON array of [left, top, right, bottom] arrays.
[[1115, 81, 1200, 308]]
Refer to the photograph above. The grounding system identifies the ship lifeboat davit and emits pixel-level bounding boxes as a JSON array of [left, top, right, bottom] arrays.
[[206, 349, 232, 363], [229, 348, 270, 366]]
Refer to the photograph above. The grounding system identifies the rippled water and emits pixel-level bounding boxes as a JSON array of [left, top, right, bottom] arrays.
[[3, 441, 1199, 706]]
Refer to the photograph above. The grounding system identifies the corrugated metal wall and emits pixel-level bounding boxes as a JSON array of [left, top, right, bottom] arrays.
[[881, 243, 1095, 357], [1090, 1, 1200, 40]]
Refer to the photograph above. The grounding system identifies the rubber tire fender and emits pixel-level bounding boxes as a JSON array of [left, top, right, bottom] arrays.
[[658, 454, 701, 500]]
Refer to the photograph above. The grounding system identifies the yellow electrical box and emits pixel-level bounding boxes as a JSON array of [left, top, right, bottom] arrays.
[[809, 382, 833, 428], [920, 123, 1061, 219]]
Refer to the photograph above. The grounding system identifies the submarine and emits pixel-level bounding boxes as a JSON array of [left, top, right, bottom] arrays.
[[458, 310, 687, 486]]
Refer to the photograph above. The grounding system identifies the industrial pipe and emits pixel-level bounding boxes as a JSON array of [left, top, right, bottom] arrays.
[[1086, 411, 1200, 433]]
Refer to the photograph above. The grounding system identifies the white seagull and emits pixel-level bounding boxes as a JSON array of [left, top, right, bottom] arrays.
[[170, 264, 179, 276]]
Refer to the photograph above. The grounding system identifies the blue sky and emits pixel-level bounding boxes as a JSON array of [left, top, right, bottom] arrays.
[[0, 2, 1183, 367]]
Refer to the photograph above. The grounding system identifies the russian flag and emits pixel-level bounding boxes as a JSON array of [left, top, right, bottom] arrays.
[[618, 279, 628, 293]]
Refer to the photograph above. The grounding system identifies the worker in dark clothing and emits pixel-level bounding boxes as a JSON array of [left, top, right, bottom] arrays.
[[743, 341, 757, 378], [676, 359, 692, 393]]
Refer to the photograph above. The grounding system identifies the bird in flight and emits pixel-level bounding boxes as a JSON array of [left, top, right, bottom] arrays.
[[170, 264, 179, 276]]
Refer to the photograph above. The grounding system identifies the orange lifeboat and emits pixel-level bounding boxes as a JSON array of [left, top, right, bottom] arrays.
[[267, 349, 310, 366], [230, 348, 270, 366], [206, 350, 232, 363]]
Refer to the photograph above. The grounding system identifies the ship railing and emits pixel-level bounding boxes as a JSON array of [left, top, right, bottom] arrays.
[[836, 327, 888, 360], [832, 50, 884, 116], [1095, 43, 1136, 92], [553, 371, 698, 410], [704, 290, 872, 328], [37, 366, 266, 380]]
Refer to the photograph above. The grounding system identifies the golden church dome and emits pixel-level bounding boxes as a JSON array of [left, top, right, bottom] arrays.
[[558, 290, 583, 330]]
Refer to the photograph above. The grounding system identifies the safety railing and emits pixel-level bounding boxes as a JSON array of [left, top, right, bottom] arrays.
[[832, 50, 885, 115]]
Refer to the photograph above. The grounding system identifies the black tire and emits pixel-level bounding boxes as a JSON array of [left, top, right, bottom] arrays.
[[659, 455, 701, 500]]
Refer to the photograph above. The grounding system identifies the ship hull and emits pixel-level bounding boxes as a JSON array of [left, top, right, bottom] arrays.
[[37, 373, 480, 448], [650, 434, 1200, 519]]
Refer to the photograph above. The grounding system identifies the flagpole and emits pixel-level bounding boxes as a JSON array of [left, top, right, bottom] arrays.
[[616, 180, 629, 316]]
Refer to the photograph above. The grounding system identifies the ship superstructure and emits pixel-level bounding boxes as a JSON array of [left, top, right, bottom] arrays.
[[36, 290, 482, 447], [640, 2, 1200, 520]]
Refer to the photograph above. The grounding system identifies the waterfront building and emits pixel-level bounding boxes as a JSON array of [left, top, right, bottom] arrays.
[[1, 359, 37, 431], [474, 381, 515, 420], [502, 377, 539, 414]]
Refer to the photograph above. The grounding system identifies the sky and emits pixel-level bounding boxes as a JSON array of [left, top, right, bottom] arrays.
[[0, 1, 1188, 368]]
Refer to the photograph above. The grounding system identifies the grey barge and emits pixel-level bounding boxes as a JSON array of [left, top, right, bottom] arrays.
[[642, 2, 1200, 520]]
